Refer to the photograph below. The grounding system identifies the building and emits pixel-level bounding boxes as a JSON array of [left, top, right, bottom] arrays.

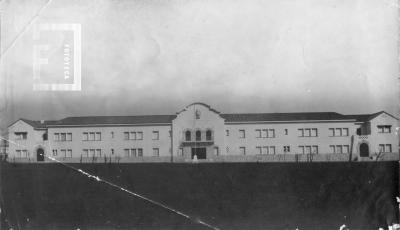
[[6, 102, 399, 163]]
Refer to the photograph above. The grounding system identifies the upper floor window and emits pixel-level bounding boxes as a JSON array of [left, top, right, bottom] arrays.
[[239, 130, 245, 138], [206, 130, 212, 141], [239, 147, 246, 155], [226, 130, 230, 136], [111, 131, 114, 138], [378, 125, 391, 133], [379, 144, 392, 153], [255, 129, 262, 138], [152, 131, 159, 140], [298, 128, 318, 137], [42, 133, 48, 141], [283, 146, 290, 153], [124, 131, 143, 140], [82, 132, 99, 141], [185, 131, 191, 141], [284, 129, 288, 135], [55, 132, 72, 142], [329, 128, 349, 137], [196, 130, 201, 141], [15, 132, 27, 140]]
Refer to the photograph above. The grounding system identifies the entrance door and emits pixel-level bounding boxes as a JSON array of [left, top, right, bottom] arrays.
[[359, 143, 369, 157], [37, 148, 44, 161], [191, 148, 206, 159]]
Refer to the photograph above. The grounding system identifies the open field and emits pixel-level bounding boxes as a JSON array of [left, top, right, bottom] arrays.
[[0, 162, 398, 229]]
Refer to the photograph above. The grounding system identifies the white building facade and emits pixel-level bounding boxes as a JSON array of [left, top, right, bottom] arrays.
[[6, 103, 399, 162]]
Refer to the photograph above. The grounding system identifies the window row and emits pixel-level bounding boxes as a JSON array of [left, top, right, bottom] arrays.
[[124, 148, 144, 157], [83, 149, 102, 157], [298, 145, 319, 154], [298, 129, 318, 137], [329, 145, 350, 154], [15, 149, 29, 158], [379, 144, 392, 153], [52, 149, 72, 158], [185, 130, 213, 141], [255, 146, 276, 155], [377, 125, 391, 133], [124, 132, 143, 140], [328, 128, 349, 137], [255, 129, 275, 138], [14, 132, 27, 140], [54, 133, 72, 141], [83, 132, 101, 141]]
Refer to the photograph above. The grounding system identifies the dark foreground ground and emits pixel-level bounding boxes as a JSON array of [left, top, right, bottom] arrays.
[[0, 162, 398, 230]]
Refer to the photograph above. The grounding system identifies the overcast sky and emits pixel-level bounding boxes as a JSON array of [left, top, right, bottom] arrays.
[[1, 0, 399, 130]]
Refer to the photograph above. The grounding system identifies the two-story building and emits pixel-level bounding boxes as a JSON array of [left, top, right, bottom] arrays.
[[6, 102, 399, 162]]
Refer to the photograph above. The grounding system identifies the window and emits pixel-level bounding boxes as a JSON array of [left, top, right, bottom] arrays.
[[239, 147, 246, 155], [111, 148, 114, 155], [312, 146, 318, 154], [305, 129, 311, 137], [343, 128, 348, 136], [83, 132, 88, 141], [330, 145, 335, 153], [330, 128, 349, 137], [95, 132, 101, 141], [283, 146, 290, 153], [206, 130, 212, 141], [111, 131, 114, 138], [15, 132, 27, 140], [54, 133, 60, 141], [137, 148, 143, 157], [311, 128, 318, 137], [214, 147, 219, 156], [130, 132, 136, 140], [239, 130, 245, 138], [66, 133, 72, 141], [305, 146, 311, 154], [66, 149, 72, 158], [298, 129, 304, 137], [262, 146, 268, 154], [153, 148, 159, 157], [152, 131, 159, 140], [269, 146, 275, 154], [90, 149, 95, 157], [226, 130, 230, 136], [52, 149, 57, 156], [131, 149, 137, 157], [137, 132, 143, 140], [268, 129, 275, 138], [89, 133, 95, 141], [22, 150, 28, 158], [226, 146, 229, 153], [124, 132, 129, 140], [124, 149, 130, 157], [256, 129, 261, 138], [262, 129, 268, 138], [61, 149, 66, 157], [185, 130, 191, 141], [256, 146, 262, 154], [343, 145, 349, 154], [60, 133, 66, 141], [284, 129, 288, 135], [95, 149, 101, 157], [169, 131, 172, 137], [196, 130, 201, 141], [379, 144, 392, 153], [329, 128, 334, 137], [16, 150, 21, 158], [43, 133, 48, 141], [179, 148, 183, 156], [378, 125, 391, 133], [83, 149, 88, 157], [336, 145, 342, 154]]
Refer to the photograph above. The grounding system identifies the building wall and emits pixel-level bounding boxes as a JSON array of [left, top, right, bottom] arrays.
[[224, 121, 357, 155], [47, 125, 172, 159]]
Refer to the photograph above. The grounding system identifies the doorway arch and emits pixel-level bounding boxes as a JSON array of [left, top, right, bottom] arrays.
[[359, 143, 369, 157], [37, 148, 44, 161]]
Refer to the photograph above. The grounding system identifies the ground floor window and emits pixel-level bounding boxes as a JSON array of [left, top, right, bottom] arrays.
[[298, 145, 318, 154], [379, 144, 392, 153], [153, 148, 159, 157], [329, 145, 349, 154]]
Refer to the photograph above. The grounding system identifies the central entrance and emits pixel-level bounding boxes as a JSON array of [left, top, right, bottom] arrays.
[[37, 148, 44, 161], [359, 143, 369, 157], [191, 148, 206, 159]]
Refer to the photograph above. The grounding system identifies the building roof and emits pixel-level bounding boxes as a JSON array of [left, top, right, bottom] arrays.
[[12, 110, 398, 128], [221, 112, 351, 123]]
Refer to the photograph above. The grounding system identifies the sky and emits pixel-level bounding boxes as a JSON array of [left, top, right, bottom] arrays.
[[0, 0, 399, 131]]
